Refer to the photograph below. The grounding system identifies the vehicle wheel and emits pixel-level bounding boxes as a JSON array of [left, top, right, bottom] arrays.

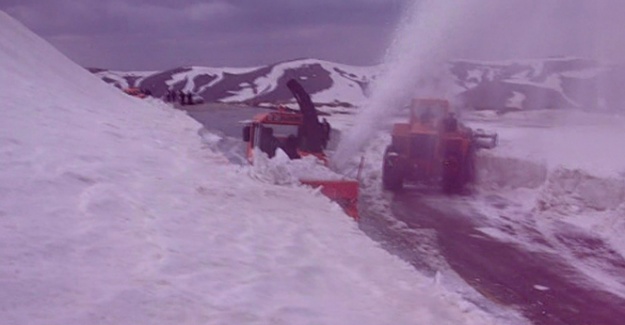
[[383, 146, 403, 192], [442, 153, 465, 193]]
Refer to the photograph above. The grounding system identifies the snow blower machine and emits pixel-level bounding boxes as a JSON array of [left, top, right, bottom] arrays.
[[382, 98, 497, 193], [242, 79, 359, 220]]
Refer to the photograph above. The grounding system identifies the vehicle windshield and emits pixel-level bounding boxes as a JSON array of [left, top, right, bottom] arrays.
[[265, 124, 299, 139], [252, 124, 299, 149], [412, 102, 448, 121]]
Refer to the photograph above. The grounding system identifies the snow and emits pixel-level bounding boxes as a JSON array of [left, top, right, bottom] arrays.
[[166, 67, 217, 93], [503, 75, 565, 94], [0, 11, 512, 325], [180, 66, 224, 93], [560, 67, 605, 79], [458, 109, 625, 299], [165, 65, 261, 93], [505, 91, 526, 109], [250, 149, 353, 184], [312, 60, 378, 107], [93, 70, 157, 89], [469, 109, 625, 178], [223, 59, 318, 102], [312, 71, 370, 107], [221, 58, 375, 105], [466, 69, 483, 83]]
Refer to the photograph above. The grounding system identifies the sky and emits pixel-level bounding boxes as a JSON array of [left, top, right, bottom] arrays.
[[3, 0, 625, 71], [0, 0, 406, 70]]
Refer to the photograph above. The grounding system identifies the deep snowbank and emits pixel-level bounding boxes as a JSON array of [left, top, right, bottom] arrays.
[[538, 168, 625, 214], [477, 154, 548, 190], [477, 151, 625, 224], [468, 110, 625, 208], [465, 109, 625, 277]]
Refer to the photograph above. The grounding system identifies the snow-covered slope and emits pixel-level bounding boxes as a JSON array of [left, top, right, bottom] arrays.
[[92, 57, 625, 114], [0, 11, 521, 325]]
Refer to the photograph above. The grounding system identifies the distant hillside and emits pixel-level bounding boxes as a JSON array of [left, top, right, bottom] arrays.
[[451, 57, 623, 113], [90, 57, 625, 113], [89, 59, 376, 109]]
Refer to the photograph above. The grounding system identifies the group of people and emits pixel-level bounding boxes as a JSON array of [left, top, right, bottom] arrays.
[[164, 90, 195, 106]]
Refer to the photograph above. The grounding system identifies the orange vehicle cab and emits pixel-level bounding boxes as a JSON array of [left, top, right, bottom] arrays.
[[242, 80, 359, 220], [383, 98, 496, 192]]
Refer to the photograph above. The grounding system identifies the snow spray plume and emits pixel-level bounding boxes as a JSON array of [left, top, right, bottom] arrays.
[[330, 0, 625, 171], [331, 0, 491, 172]]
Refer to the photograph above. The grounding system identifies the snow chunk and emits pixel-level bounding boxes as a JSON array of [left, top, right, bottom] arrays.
[[533, 285, 550, 291], [477, 154, 548, 190], [250, 148, 352, 185], [537, 168, 625, 214], [505, 91, 526, 110]]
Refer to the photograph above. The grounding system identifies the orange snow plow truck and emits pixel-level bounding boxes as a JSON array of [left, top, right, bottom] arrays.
[[241, 79, 359, 220], [383, 98, 497, 193]]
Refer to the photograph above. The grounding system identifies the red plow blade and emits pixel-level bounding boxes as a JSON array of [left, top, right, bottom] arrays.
[[300, 179, 359, 220]]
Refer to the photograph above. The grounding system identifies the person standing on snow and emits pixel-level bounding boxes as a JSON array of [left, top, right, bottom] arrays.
[[179, 90, 186, 106], [321, 118, 331, 149]]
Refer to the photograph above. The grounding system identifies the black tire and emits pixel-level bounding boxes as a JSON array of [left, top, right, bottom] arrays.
[[464, 146, 476, 183], [383, 146, 403, 191], [441, 153, 465, 193]]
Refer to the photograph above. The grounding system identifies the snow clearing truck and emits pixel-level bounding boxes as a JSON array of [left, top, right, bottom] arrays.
[[382, 98, 497, 193], [242, 79, 359, 220]]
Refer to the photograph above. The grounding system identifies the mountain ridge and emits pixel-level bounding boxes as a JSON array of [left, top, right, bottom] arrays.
[[90, 57, 624, 113]]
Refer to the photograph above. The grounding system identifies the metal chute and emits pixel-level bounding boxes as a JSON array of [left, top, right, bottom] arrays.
[[286, 79, 325, 153]]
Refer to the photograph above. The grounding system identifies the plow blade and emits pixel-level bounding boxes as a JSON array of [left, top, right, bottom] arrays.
[[300, 179, 359, 220]]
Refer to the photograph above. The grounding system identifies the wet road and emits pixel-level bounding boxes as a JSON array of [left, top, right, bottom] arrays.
[[360, 189, 625, 325], [184, 103, 270, 138]]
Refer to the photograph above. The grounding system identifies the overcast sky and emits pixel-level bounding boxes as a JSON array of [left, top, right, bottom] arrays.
[[2, 0, 625, 71]]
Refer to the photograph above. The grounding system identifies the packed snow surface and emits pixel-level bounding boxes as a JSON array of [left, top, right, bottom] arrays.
[[0, 11, 516, 325]]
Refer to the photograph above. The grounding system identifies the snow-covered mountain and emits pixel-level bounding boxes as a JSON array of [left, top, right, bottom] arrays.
[[91, 57, 624, 112], [89, 59, 377, 108], [452, 57, 624, 113]]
